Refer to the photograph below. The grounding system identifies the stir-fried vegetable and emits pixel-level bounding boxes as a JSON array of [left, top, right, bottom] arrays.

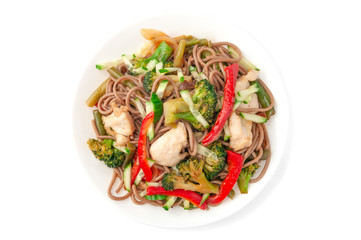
[[86, 78, 109, 107], [173, 39, 186, 67]]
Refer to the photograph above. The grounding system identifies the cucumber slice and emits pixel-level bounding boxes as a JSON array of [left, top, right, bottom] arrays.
[[123, 162, 132, 192], [183, 200, 190, 210], [146, 59, 158, 72], [164, 67, 181, 73], [144, 195, 167, 201], [177, 70, 184, 82], [197, 144, 218, 160], [180, 90, 209, 129], [133, 67, 148, 75], [155, 80, 169, 99], [145, 102, 155, 140], [239, 112, 268, 123], [121, 54, 133, 70], [96, 59, 123, 70], [223, 120, 231, 141], [150, 93, 163, 122], [163, 196, 178, 211], [189, 66, 202, 81], [200, 193, 210, 205], [134, 159, 155, 185], [236, 83, 259, 102], [155, 62, 163, 74], [134, 98, 146, 118], [199, 72, 208, 80]]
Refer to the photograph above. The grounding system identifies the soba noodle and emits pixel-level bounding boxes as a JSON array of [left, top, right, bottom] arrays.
[[90, 38, 274, 210]]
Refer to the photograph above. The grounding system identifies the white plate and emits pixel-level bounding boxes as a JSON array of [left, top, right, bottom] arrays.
[[73, 14, 289, 228]]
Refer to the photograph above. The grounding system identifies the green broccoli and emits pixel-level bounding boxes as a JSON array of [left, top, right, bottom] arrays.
[[192, 79, 218, 122], [162, 171, 213, 193], [87, 139, 126, 168], [175, 157, 219, 194], [203, 142, 227, 181], [143, 71, 157, 94], [237, 163, 260, 194], [165, 79, 218, 131]]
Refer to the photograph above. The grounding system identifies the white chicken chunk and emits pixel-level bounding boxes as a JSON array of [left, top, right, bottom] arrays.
[[229, 111, 253, 151], [102, 103, 135, 147], [150, 122, 188, 167], [235, 70, 259, 111]]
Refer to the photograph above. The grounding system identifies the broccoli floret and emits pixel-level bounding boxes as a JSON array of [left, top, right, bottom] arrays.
[[143, 71, 157, 94], [175, 157, 219, 194], [162, 171, 210, 193], [87, 139, 126, 168], [169, 80, 218, 131], [164, 61, 173, 68], [203, 142, 227, 180], [192, 79, 218, 123], [237, 163, 260, 194]]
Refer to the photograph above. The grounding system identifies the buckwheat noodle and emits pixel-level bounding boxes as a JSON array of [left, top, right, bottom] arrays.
[[91, 39, 275, 209]]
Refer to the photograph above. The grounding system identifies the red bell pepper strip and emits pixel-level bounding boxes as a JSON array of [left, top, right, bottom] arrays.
[[130, 153, 140, 185], [207, 150, 243, 205], [147, 186, 208, 210], [137, 112, 154, 182], [202, 63, 239, 146]]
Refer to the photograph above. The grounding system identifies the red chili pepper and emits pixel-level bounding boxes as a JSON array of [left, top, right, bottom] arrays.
[[130, 153, 140, 185], [147, 186, 208, 210], [137, 112, 154, 182], [202, 63, 238, 146], [207, 150, 243, 205]]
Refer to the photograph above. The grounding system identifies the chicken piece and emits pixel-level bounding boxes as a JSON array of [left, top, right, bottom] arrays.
[[235, 70, 259, 111], [229, 111, 253, 151], [150, 122, 188, 167], [240, 69, 259, 82], [102, 102, 135, 147]]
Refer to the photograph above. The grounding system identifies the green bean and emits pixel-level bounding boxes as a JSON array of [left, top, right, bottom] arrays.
[[198, 38, 209, 46], [86, 78, 109, 107], [174, 39, 186, 67], [107, 67, 136, 89], [181, 35, 200, 47], [93, 110, 107, 135], [253, 80, 275, 119]]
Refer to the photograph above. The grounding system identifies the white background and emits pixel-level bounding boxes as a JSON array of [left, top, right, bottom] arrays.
[[1, 0, 360, 239]]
